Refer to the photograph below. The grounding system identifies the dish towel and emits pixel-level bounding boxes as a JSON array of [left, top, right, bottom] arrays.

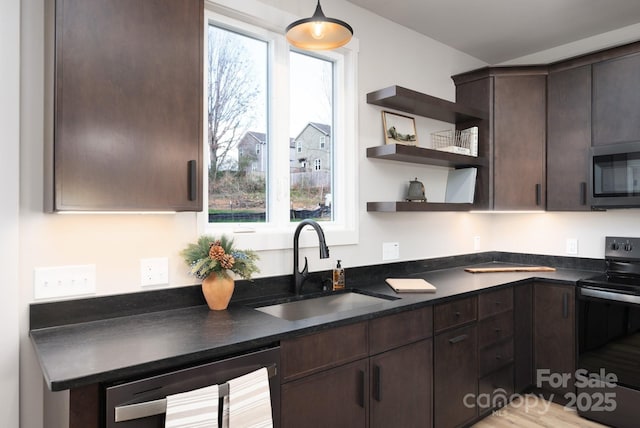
[[165, 384, 219, 428], [223, 367, 273, 428]]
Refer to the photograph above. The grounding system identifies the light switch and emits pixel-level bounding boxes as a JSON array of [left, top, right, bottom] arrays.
[[34, 264, 96, 300]]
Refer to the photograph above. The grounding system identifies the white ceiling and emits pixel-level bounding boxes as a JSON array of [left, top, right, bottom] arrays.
[[346, 0, 640, 64]]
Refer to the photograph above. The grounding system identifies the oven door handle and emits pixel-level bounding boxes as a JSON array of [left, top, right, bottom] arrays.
[[579, 287, 640, 305]]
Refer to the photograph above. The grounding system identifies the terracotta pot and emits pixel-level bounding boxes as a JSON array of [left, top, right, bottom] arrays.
[[201, 272, 235, 310]]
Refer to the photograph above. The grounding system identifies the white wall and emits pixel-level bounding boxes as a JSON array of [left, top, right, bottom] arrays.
[[16, 1, 640, 427], [1, 1, 21, 427]]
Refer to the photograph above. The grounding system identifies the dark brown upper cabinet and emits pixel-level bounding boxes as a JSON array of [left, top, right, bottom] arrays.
[[546, 65, 591, 211], [593, 52, 640, 146], [454, 68, 547, 210], [47, 0, 203, 212]]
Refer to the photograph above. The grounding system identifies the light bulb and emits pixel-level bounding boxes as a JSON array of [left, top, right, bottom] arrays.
[[311, 21, 325, 40]]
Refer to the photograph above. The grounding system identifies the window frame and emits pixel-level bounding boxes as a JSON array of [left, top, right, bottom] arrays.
[[200, 2, 359, 251]]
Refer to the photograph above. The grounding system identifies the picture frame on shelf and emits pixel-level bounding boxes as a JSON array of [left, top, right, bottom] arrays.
[[382, 111, 418, 146]]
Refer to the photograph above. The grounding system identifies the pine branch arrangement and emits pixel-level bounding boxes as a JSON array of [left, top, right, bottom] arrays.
[[181, 235, 259, 281]]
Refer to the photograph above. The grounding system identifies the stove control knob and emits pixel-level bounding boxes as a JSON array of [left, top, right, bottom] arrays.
[[611, 242, 620, 251], [624, 243, 633, 251]]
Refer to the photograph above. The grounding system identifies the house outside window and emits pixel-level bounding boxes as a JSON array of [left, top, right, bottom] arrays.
[[203, 5, 358, 250]]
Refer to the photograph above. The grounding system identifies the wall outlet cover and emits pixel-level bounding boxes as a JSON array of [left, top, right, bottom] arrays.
[[566, 238, 579, 255], [140, 257, 169, 287], [382, 242, 400, 261], [34, 264, 96, 300]]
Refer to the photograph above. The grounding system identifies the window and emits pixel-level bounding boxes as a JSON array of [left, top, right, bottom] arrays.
[[203, 5, 358, 249]]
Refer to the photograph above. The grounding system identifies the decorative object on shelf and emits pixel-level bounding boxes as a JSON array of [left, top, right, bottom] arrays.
[[406, 177, 427, 202], [285, 0, 353, 50], [431, 126, 478, 156], [181, 235, 259, 310], [382, 111, 418, 146]]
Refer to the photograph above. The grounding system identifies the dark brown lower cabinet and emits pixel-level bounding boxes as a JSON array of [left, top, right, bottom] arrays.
[[281, 308, 433, 428], [281, 359, 368, 428], [534, 282, 576, 396], [434, 324, 478, 428], [370, 340, 433, 428]]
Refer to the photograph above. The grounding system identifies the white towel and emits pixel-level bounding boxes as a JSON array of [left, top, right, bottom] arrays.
[[165, 384, 219, 428], [224, 367, 273, 428]]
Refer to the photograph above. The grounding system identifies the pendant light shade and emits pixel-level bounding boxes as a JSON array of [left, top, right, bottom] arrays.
[[286, 1, 353, 50]]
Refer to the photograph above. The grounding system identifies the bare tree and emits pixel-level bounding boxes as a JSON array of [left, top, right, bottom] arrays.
[[207, 26, 260, 183]]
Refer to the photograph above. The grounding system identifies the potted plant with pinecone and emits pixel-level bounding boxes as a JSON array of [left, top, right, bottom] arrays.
[[181, 235, 259, 310]]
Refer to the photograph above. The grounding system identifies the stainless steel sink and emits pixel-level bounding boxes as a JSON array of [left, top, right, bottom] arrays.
[[253, 290, 398, 321]]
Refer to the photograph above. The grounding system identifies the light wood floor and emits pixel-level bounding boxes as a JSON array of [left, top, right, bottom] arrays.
[[472, 394, 609, 428]]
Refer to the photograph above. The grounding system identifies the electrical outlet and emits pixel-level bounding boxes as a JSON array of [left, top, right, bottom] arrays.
[[382, 242, 400, 261], [34, 264, 96, 300], [140, 257, 169, 287], [566, 238, 579, 255]]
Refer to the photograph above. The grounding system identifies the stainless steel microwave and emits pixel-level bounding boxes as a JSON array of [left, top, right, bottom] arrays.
[[590, 141, 640, 208]]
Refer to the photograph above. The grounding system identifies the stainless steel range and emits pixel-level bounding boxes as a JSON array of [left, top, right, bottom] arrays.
[[577, 236, 640, 428]]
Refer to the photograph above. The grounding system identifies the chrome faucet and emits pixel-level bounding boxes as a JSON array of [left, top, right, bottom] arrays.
[[293, 219, 330, 295]]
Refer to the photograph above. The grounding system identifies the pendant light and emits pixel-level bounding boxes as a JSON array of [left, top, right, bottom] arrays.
[[286, 1, 353, 50]]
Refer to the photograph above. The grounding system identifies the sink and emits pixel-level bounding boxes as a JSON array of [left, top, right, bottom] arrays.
[[253, 290, 399, 321]]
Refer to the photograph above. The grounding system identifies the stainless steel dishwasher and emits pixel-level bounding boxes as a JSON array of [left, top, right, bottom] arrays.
[[105, 346, 280, 427]]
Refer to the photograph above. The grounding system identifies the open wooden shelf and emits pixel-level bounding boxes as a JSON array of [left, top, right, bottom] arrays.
[[366, 144, 487, 168], [366, 85, 488, 123], [367, 202, 473, 212]]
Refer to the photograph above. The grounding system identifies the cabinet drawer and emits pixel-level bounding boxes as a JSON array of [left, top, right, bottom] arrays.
[[479, 338, 514, 377], [281, 322, 368, 382], [369, 306, 433, 355], [478, 364, 514, 415], [434, 296, 477, 333], [478, 287, 513, 319], [478, 310, 514, 349]]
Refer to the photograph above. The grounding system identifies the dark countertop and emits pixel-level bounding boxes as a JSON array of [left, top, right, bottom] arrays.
[[30, 261, 597, 391]]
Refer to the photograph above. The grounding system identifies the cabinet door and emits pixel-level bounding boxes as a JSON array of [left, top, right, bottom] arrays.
[[51, 0, 203, 211], [370, 340, 432, 428], [494, 75, 546, 210], [534, 283, 576, 395], [281, 359, 368, 428], [514, 283, 533, 393], [547, 66, 591, 211], [434, 325, 478, 428], [593, 52, 640, 145]]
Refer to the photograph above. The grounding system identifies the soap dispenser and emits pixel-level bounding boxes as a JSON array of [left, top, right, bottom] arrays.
[[332, 260, 345, 290]]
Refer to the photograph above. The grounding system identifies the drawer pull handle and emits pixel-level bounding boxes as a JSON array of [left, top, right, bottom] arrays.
[[494, 301, 501, 305], [496, 355, 502, 360], [449, 334, 468, 344], [495, 328, 502, 333], [454, 311, 461, 317]]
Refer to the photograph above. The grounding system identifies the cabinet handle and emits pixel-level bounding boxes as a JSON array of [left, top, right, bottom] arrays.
[[358, 369, 365, 408], [494, 301, 501, 306], [580, 182, 587, 206], [535, 184, 542, 206], [454, 311, 461, 318], [188, 160, 197, 201], [373, 365, 381, 402], [562, 292, 569, 319], [495, 328, 502, 333], [449, 334, 468, 344]]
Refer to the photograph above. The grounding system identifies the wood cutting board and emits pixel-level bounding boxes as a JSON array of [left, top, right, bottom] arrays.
[[385, 278, 437, 293], [464, 266, 556, 273]]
